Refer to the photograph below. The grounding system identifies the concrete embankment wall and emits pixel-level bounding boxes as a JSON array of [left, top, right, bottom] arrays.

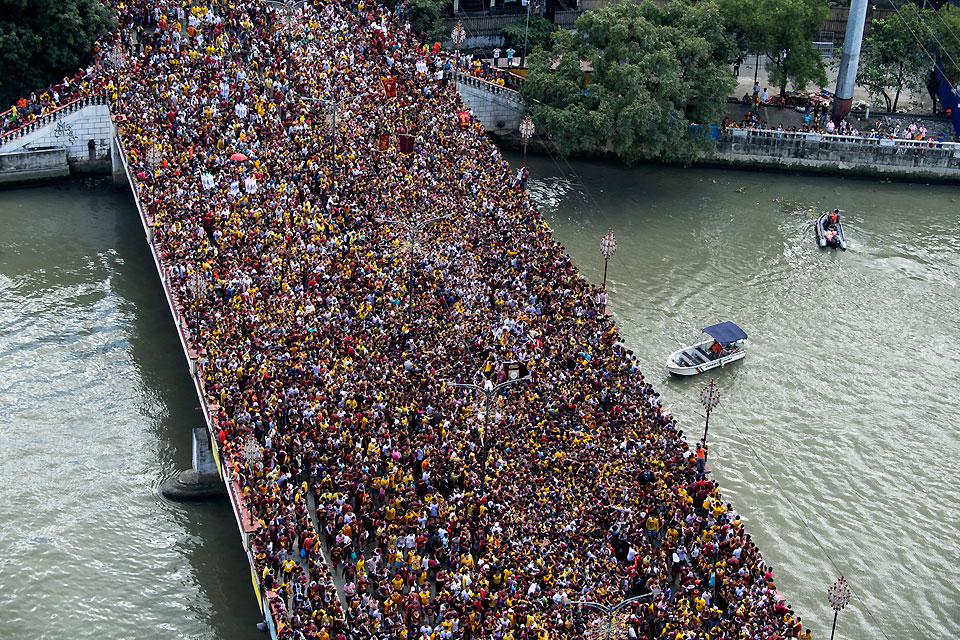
[[111, 133, 279, 639], [0, 100, 116, 184], [711, 128, 960, 181], [0, 148, 69, 185]]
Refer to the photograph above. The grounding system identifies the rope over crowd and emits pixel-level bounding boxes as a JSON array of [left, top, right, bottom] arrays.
[[6, 1, 810, 638]]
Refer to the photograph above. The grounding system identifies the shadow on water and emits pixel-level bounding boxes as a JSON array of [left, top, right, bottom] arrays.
[[107, 179, 263, 640]]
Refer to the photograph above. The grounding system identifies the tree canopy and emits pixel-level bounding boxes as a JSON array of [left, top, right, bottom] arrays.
[[0, 0, 115, 107], [720, 0, 828, 95], [501, 16, 555, 53], [405, 0, 447, 41], [860, 4, 933, 112], [521, 0, 736, 162]]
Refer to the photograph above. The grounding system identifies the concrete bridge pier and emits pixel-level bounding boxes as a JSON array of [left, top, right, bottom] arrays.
[[111, 135, 129, 188], [161, 427, 226, 500]]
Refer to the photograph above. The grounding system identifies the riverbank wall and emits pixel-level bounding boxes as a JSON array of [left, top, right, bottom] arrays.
[[0, 148, 70, 185], [111, 127, 282, 639], [710, 127, 960, 182], [493, 127, 960, 184], [0, 96, 118, 186]]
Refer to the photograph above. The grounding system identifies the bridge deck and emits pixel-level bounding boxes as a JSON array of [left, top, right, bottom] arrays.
[[7, 1, 798, 638]]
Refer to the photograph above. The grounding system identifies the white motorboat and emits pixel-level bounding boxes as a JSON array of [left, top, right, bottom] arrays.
[[666, 321, 748, 376]]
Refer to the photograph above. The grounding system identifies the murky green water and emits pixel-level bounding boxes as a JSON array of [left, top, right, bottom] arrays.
[[1, 164, 958, 639], [0, 181, 261, 640]]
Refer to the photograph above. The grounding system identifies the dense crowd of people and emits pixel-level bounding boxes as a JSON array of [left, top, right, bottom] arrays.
[[0, 67, 106, 135], [7, 1, 808, 638]]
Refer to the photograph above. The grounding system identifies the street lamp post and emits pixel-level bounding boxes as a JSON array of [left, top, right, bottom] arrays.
[[187, 271, 209, 337], [700, 379, 720, 446], [827, 576, 852, 640], [243, 434, 262, 467], [376, 213, 452, 325], [265, 0, 307, 75], [108, 46, 126, 71], [145, 142, 162, 170], [599, 229, 617, 290], [519, 115, 535, 163], [452, 362, 530, 494]]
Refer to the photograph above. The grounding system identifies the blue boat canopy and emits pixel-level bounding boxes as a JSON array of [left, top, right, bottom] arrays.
[[703, 321, 748, 344]]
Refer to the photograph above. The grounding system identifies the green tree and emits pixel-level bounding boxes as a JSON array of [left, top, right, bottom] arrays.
[[405, 0, 447, 41], [719, 0, 828, 95], [932, 4, 960, 77], [501, 16, 555, 52], [860, 5, 932, 112], [0, 0, 115, 107], [719, 0, 769, 79], [521, 0, 736, 162], [763, 0, 828, 96]]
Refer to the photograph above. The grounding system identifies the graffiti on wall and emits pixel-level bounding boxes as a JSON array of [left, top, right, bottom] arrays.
[[53, 120, 78, 145]]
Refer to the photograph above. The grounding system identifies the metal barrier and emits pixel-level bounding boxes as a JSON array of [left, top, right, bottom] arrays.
[[724, 127, 960, 151], [717, 126, 960, 172]]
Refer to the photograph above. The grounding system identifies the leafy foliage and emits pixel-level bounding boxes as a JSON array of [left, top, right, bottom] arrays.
[[931, 5, 960, 78], [406, 0, 447, 41], [860, 4, 932, 112], [0, 0, 115, 107], [720, 0, 828, 95], [501, 16, 555, 52], [521, 0, 736, 162]]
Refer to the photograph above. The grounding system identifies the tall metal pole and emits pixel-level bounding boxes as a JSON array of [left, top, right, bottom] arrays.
[[522, 0, 533, 68], [330, 98, 337, 191], [829, 610, 840, 640], [832, 0, 869, 124], [406, 227, 416, 326], [452, 365, 530, 497], [702, 405, 711, 445], [519, 115, 535, 163], [377, 214, 451, 326], [481, 391, 492, 494], [599, 230, 617, 291]]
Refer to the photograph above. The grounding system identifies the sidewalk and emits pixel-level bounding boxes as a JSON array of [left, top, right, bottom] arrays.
[[732, 55, 932, 113]]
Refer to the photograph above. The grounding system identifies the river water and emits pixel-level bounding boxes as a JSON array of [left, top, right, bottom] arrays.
[[0, 181, 261, 640], [0, 166, 957, 639]]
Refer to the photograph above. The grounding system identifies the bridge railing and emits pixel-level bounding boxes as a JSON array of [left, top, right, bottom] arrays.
[[0, 94, 110, 147], [454, 71, 523, 99], [723, 126, 960, 151]]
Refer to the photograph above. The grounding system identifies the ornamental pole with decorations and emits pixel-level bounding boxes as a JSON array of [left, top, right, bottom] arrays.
[[700, 379, 720, 446], [599, 229, 617, 291], [519, 115, 535, 163], [452, 21, 466, 72], [827, 575, 852, 640]]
